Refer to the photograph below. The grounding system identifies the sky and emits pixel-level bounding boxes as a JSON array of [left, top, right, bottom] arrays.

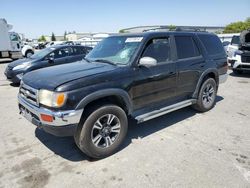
[[1, 0, 250, 38]]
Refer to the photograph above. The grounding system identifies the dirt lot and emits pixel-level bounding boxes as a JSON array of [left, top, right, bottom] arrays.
[[0, 61, 250, 188]]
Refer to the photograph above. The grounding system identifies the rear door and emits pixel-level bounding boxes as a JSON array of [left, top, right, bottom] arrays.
[[69, 46, 87, 63], [174, 35, 205, 98]]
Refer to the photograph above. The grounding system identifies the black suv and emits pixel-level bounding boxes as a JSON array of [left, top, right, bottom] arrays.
[[18, 31, 228, 158]]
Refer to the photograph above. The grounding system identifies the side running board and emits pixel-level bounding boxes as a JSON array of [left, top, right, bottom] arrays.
[[135, 99, 197, 123]]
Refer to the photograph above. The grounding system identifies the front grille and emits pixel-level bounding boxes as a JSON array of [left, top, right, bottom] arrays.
[[19, 83, 38, 106], [241, 55, 250, 63]]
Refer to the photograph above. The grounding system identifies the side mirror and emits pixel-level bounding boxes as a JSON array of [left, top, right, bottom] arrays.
[[139, 57, 157, 67], [48, 57, 54, 63]]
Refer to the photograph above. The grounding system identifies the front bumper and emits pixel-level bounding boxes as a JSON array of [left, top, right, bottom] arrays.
[[18, 94, 83, 136], [232, 55, 250, 70], [4, 68, 23, 84]]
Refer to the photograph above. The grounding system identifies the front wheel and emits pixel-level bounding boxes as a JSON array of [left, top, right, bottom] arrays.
[[25, 50, 34, 58], [74, 105, 128, 159], [192, 78, 217, 112]]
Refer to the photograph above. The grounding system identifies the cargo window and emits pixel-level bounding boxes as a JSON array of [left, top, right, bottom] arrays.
[[175, 36, 200, 59], [199, 34, 225, 55]]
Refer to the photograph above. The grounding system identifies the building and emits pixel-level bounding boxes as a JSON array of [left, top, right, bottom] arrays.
[[217, 33, 240, 42], [44, 35, 64, 42], [120, 25, 225, 33]]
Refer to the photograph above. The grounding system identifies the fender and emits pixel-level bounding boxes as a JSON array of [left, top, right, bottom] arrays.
[[75, 88, 133, 114], [192, 68, 219, 98]]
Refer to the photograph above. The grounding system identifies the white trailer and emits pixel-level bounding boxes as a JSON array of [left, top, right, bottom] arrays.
[[0, 18, 24, 59]]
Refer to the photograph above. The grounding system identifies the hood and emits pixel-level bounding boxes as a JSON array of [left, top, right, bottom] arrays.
[[8, 58, 36, 68], [22, 61, 117, 90], [240, 29, 250, 46]]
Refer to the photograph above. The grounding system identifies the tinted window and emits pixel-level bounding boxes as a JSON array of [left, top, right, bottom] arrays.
[[175, 36, 200, 59], [231, 36, 240, 45], [50, 47, 72, 59], [199, 34, 224, 55], [72, 47, 85, 55], [142, 38, 170, 63]]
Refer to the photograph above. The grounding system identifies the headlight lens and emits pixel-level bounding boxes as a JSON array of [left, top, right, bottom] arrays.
[[13, 63, 29, 70], [38, 89, 67, 107]]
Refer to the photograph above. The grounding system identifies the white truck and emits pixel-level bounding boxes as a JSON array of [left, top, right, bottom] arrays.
[[0, 18, 34, 59], [227, 30, 250, 74]]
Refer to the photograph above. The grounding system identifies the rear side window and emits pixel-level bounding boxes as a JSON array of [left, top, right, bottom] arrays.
[[175, 36, 200, 59], [199, 34, 224, 55]]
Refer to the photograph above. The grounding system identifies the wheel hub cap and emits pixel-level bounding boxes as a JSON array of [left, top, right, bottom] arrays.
[[91, 114, 121, 148]]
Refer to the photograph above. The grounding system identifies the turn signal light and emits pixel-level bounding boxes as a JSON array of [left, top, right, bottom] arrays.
[[40, 114, 53, 122], [56, 93, 65, 107]]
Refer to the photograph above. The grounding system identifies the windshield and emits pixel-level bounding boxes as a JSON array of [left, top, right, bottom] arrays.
[[30, 47, 54, 59], [86, 36, 143, 65], [231, 36, 240, 45]]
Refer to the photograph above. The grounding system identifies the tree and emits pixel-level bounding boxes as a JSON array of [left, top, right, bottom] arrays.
[[64, 31, 67, 41], [51, 32, 56, 41], [223, 17, 250, 33], [119, 29, 127, 33], [168, 25, 176, 31], [38, 35, 46, 42]]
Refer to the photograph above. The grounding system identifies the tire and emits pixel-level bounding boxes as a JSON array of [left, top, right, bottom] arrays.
[[192, 78, 217, 112], [25, 50, 34, 58], [233, 69, 243, 75], [74, 104, 128, 159]]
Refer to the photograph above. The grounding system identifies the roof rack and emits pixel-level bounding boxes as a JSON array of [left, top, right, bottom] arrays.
[[143, 26, 207, 33]]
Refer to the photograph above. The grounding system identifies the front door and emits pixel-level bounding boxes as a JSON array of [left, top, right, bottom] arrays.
[[130, 37, 177, 110]]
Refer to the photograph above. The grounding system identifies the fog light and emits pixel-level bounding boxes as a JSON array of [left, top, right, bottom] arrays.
[[40, 114, 53, 122]]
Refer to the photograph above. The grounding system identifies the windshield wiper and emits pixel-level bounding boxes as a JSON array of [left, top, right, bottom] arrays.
[[94, 59, 117, 66]]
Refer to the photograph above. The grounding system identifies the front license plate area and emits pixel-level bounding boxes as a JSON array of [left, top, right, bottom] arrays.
[[20, 106, 33, 122]]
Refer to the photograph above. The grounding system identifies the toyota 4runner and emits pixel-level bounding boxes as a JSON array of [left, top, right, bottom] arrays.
[[18, 31, 228, 158]]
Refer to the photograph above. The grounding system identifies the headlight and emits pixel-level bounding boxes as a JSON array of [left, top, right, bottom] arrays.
[[234, 50, 243, 56], [38, 89, 67, 108], [13, 64, 29, 70]]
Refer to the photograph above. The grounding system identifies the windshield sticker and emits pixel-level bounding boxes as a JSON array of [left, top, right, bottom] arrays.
[[125, 37, 143, 43]]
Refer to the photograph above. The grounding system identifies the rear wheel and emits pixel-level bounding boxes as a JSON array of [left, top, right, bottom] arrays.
[[74, 104, 128, 159], [193, 78, 217, 112]]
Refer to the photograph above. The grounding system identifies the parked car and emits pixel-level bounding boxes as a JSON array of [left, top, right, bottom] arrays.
[[5, 45, 92, 84], [18, 31, 227, 158], [227, 29, 250, 74]]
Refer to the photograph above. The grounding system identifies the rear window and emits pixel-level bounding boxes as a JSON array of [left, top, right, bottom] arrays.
[[175, 36, 200, 59], [199, 34, 224, 55]]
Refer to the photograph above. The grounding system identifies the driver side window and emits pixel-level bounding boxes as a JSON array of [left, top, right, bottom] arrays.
[[50, 48, 71, 59], [142, 38, 171, 63]]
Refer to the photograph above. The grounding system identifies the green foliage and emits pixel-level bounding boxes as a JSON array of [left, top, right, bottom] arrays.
[[168, 25, 177, 31], [223, 17, 250, 33], [51, 32, 56, 41], [38, 35, 46, 42], [119, 29, 127, 33]]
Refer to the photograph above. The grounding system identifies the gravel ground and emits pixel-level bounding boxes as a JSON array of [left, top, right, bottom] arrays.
[[0, 62, 250, 188]]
